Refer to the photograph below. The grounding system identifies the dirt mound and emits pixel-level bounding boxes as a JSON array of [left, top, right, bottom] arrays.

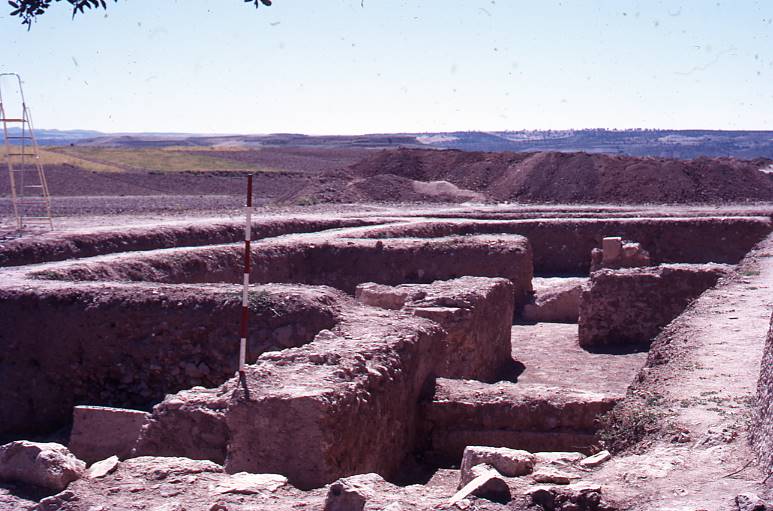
[[278, 172, 482, 204], [347, 149, 773, 204]]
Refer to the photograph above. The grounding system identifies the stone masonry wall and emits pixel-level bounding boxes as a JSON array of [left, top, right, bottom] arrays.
[[356, 276, 515, 381], [578, 264, 730, 349], [135, 304, 446, 490], [422, 378, 621, 464]]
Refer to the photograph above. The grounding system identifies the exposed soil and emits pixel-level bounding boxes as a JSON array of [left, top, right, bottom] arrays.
[[4, 148, 772, 219], [0, 200, 772, 511], [511, 323, 647, 395], [595, 233, 773, 510], [334, 148, 773, 204], [0, 165, 309, 198]]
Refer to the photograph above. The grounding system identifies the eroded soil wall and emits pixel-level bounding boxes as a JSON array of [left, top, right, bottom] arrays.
[[33, 236, 534, 305], [0, 217, 379, 267], [752, 314, 773, 474], [0, 284, 339, 438]]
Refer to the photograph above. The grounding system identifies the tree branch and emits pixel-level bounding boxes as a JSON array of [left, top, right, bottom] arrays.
[[8, 0, 273, 29]]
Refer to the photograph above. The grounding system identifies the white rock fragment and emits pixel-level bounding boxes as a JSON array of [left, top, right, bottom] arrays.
[[449, 466, 511, 505], [579, 450, 611, 468], [531, 467, 573, 484], [212, 472, 288, 494], [87, 455, 120, 479], [459, 446, 535, 486]]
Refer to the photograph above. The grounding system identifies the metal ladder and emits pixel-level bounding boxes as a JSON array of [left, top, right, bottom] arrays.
[[0, 73, 53, 231]]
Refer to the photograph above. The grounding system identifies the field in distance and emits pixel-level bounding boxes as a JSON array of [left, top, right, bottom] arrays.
[[0, 146, 285, 173]]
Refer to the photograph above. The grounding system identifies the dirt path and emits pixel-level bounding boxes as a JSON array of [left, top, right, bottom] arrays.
[[594, 233, 773, 510]]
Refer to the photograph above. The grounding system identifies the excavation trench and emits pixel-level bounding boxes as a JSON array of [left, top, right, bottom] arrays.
[[1, 213, 768, 493], [357, 216, 771, 274]]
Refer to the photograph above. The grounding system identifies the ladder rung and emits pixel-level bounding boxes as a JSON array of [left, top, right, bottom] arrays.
[[6, 136, 33, 139], [16, 201, 49, 205], [5, 153, 36, 156], [24, 185, 44, 188], [0, 118, 26, 122]]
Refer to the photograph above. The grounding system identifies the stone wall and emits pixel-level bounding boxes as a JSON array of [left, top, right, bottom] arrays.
[[359, 217, 772, 275], [135, 304, 447, 489], [134, 277, 515, 489], [578, 264, 730, 349], [356, 276, 515, 382], [521, 277, 586, 323], [0, 283, 339, 438], [33, 235, 534, 306], [751, 314, 773, 474], [422, 379, 621, 464]]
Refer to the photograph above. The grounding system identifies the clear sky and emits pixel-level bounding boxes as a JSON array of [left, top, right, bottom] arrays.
[[1, 0, 772, 134]]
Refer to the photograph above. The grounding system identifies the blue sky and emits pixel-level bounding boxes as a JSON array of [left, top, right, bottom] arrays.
[[1, 0, 772, 134]]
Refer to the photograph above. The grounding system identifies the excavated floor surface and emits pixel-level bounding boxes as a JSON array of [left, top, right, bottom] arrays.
[[511, 323, 647, 394]]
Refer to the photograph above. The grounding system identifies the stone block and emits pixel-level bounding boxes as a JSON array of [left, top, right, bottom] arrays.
[[358, 277, 515, 382], [355, 283, 412, 310], [323, 473, 385, 511], [423, 379, 620, 464], [69, 405, 150, 464], [579, 450, 611, 468], [459, 446, 535, 486], [450, 466, 511, 505], [532, 467, 573, 484], [522, 277, 586, 323], [0, 441, 85, 491], [601, 237, 622, 263]]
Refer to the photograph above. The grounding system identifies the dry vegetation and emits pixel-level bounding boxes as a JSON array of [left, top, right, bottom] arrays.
[[19, 146, 283, 173]]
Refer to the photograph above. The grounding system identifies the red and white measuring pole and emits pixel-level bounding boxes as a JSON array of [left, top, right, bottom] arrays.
[[238, 174, 254, 374]]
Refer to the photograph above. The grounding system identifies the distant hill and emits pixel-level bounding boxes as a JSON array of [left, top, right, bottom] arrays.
[[5, 128, 773, 159], [4, 127, 103, 146], [420, 130, 773, 159]]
